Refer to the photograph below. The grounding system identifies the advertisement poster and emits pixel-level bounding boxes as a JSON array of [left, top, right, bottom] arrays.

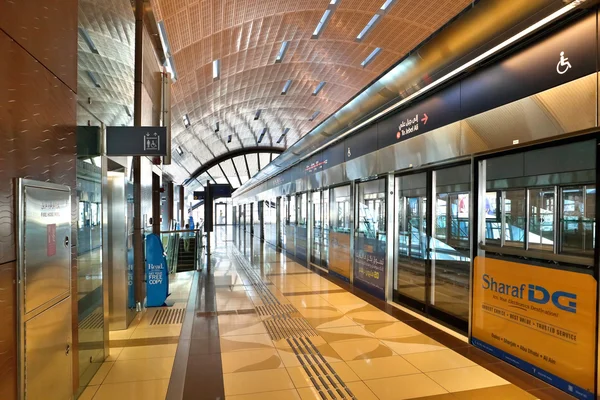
[[329, 231, 351, 281], [353, 236, 386, 299], [472, 257, 597, 399]]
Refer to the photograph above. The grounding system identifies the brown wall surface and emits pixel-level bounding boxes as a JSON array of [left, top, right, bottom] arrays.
[[0, 0, 78, 397]]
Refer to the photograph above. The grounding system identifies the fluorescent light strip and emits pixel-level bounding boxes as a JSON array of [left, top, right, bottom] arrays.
[[254, 109, 262, 120], [361, 47, 381, 67], [79, 27, 99, 54], [215, 122, 220, 132], [86, 71, 101, 88], [313, 9, 332, 37], [300, 2, 580, 171], [227, 135, 232, 143], [183, 114, 191, 128], [277, 128, 289, 144], [124, 106, 131, 118], [276, 41, 289, 63], [157, 21, 177, 81], [309, 110, 321, 121], [312, 81, 326, 96], [176, 146, 184, 155], [212, 59, 220, 80], [258, 128, 267, 143], [281, 79, 292, 95], [357, 14, 380, 41], [381, 0, 395, 11]]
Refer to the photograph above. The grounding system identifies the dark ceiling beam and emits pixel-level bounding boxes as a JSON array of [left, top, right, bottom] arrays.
[[184, 146, 283, 186], [230, 158, 243, 187], [205, 170, 217, 184], [218, 163, 233, 187], [243, 154, 251, 179]]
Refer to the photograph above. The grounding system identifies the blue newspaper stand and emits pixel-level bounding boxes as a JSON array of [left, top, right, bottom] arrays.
[[145, 233, 169, 307]]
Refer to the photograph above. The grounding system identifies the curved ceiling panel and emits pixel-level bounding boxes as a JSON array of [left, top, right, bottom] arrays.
[[151, 0, 473, 184]]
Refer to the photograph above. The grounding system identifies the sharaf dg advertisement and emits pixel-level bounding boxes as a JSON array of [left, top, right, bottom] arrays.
[[472, 257, 597, 400]]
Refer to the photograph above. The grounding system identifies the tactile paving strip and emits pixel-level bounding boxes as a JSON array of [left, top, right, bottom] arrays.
[[150, 308, 185, 325], [232, 249, 356, 399], [264, 317, 319, 341]]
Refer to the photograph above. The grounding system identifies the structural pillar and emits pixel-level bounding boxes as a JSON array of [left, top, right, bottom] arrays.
[[133, 0, 145, 307], [152, 172, 161, 235]]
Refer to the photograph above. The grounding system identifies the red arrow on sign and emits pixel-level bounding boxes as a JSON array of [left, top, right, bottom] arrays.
[[421, 113, 429, 124]]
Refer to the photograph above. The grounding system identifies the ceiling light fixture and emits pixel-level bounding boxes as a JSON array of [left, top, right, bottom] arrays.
[[212, 59, 220, 80], [227, 135, 232, 143], [79, 27, 99, 54], [215, 122, 220, 132], [176, 146, 184, 155], [254, 109, 262, 120], [124, 106, 131, 118], [277, 128, 289, 144], [309, 110, 321, 121], [312, 81, 326, 96], [86, 71, 101, 88], [356, 0, 397, 42], [312, 0, 340, 39], [183, 114, 191, 128], [361, 47, 381, 67], [157, 21, 177, 81], [281, 79, 292, 95], [275, 41, 289, 63], [258, 128, 267, 143]]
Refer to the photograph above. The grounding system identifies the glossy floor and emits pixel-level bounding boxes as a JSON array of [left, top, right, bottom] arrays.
[[83, 227, 573, 399]]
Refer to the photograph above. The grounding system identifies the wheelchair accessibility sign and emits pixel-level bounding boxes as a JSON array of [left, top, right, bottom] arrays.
[[556, 51, 572, 75]]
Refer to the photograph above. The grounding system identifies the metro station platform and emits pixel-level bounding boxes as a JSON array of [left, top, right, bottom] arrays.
[[80, 227, 572, 400]]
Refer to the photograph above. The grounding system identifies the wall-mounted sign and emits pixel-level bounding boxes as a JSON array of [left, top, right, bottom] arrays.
[[472, 257, 597, 400], [106, 126, 167, 156]]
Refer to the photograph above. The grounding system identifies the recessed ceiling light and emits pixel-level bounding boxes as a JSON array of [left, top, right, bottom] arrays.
[[276, 41, 289, 63], [183, 114, 191, 128], [277, 128, 289, 144], [357, 15, 380, 41], [124, 106, 131, 118], [215, 121, 220, 132], [309, 111, 321, 121], [361, 47, 381, 67], [176, 146, 184, 155], [227, 135, 232, 143], [254, 109, 262, 120], [313, 9, 332, 38], [258, 128, 267, 143], [281, 79, 292, 95], [79, 27, 99, 54], [380, 0, 396, 11], [212, 59, 220, 80], [312, 81, 326, 96], [86, 71, 101, 88]]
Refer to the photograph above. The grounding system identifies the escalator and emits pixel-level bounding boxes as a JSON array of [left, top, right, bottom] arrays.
[[176, 236, 196, 272]]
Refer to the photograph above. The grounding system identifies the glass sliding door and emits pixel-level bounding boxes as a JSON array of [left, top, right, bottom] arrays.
[[311, 191, 322, 265], [322, 189, 330, 269], [286, 195, 296, 255], [395, 173, 428, 305], [329, 185, 352, 281], [296, 192, 308, 261], [431, 165, 471, 323], [394, 165, 471, 330], [355, 179, 387, 299], [215, 203, 227, 225]]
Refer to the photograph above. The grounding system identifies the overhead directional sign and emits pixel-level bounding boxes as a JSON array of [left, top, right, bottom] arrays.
[[106, 126, 167, 156], [193, 191, 205, 201]]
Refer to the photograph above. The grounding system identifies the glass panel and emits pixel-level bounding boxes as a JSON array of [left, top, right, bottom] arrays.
[[396, 172, 427, 303], [323, 190, 330, 268], [561, 186, 596, 256], [431, 165, 471, 321], [297, 193, 307, 226], [76, 157, 105, 393], [330, 185, 352, 279], [528, 187, 555, 251], [504, 189, 526, 248], [311, 191, 321, 264], [289, 195, 296, 225], [355, 179, 387, 298]]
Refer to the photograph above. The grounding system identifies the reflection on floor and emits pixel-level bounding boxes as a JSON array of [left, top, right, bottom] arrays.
[[83, 227, 569, 400], [79, 271, 193, 400]]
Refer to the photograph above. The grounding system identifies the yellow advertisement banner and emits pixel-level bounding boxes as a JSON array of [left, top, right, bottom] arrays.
[[472, 257, 596, 399]]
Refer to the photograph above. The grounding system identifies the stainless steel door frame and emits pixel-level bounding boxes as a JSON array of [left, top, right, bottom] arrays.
[[16, 178, 73, 400]]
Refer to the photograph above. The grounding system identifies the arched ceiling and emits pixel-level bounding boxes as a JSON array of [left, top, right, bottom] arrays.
[[150, 0, 474, 184]]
